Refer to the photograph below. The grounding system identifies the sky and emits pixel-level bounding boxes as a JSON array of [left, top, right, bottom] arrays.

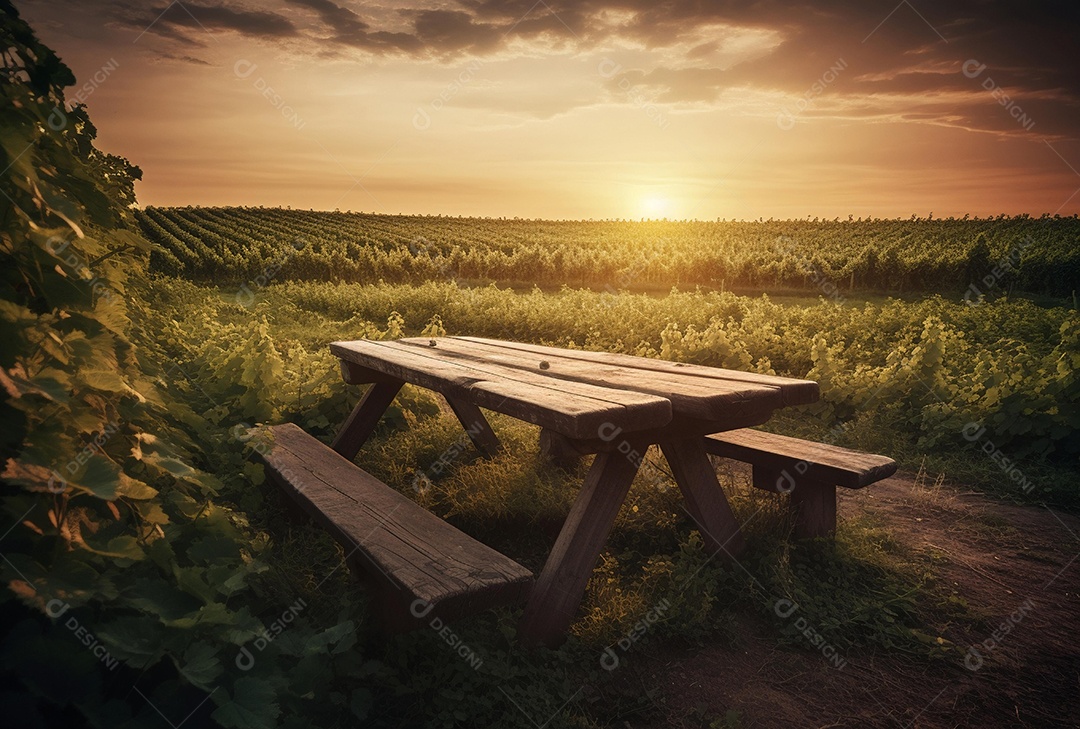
[[15, 0, 1080, 220]]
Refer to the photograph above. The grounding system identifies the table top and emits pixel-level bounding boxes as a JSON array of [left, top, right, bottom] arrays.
[[330, 337, 819, 440]]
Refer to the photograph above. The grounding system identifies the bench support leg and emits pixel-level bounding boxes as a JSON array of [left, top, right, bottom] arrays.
[[331, 381, 404, 460], [518, 448, 641, 647], [752, 465, 791, 494], [790, 480, 836, 539], [661, 438, 746, 561], [444, 397, 501, 458]]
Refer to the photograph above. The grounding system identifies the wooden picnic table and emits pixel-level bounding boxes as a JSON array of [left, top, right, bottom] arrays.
[[328, 336, 820, 646]]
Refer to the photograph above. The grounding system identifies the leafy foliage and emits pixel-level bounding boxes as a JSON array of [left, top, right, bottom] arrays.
[[0, 12, 653, 728], [224, 278, 1078, 477], [0, 7, 408, 728]]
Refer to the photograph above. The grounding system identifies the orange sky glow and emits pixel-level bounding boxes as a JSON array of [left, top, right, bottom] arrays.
[[17, 0, 1080, 220]]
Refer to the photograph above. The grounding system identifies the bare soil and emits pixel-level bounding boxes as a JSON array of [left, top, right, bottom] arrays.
[[632, 473, 1080, 728]]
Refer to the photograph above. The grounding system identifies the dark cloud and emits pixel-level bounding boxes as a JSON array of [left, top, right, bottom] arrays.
[[109, 0, 1080, 139], [280, 0, 420, 53], [120, 2, 298, 44], [435, 2, 1077, 112], [413, 10, 502, 55], [571, 0, 1079, 139], [152, 51, 214, 66], [287, 0, 369, 34]]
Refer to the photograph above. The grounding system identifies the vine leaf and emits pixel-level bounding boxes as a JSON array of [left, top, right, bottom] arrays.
[[177, 641, 223, 690], [212, 677, 281, 729]]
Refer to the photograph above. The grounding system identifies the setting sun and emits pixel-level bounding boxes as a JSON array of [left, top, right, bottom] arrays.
[[640, 195, 673, 219]]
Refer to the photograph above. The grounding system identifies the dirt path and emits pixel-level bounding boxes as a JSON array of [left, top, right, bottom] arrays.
[[634, 474, 1080, 728]]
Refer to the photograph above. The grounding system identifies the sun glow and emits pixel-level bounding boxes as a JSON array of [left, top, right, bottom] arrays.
[[640, 196, 672, 219]]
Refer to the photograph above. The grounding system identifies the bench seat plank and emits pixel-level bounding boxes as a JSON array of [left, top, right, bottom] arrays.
[[257, 424, 533, 619], [704, 429, 897, 489]]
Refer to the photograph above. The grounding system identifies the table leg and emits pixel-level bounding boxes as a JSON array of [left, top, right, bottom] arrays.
[[331, 381, 404, 460], [443, 396, 501, 458], [518, 449, 641, 647], [660, 438, 746, 561]]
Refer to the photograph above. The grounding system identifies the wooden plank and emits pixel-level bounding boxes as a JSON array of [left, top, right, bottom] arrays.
[[455, 336, 820, 407], [790, 481, 837, 539], [530, 410, 774, 461], [444, 396, 501, 458], [258, 424, 533, 621], [751, 466, 836, 538], [752, 465, 790, 493], [331, 381, 403, 460], [331, 340, 671, 440], [704, 429, 897, 489], [660, 438, 746, 560], [335, 340, 667, 413], [340, 359, 401, 385], [518, 447, 643, 647], [538, 428, 585, 471], [398, 337, 784, 422]]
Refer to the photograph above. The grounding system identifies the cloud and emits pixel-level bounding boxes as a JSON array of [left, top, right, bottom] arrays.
[[284, 0, 420, 52], [287, 0, 369, 34], [121, 2, 299, 44], [103, 0, 1079, 140], [150, 51, 215, 66], [569, 1, 1078, 139], [413, 10, 502, 55]]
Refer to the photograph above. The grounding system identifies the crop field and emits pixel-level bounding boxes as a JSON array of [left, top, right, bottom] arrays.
[[11, 199, 1080, 729], [136, 206, 1080, 296]]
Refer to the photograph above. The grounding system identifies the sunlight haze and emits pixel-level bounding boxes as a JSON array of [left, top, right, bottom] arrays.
[[18, 0, 1080, 218]]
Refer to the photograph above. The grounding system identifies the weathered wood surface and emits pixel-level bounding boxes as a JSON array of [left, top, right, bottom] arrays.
[[538, 428, 584, 471], [752, 465, 838, 537], [330, 340, 671, 440], [455, 337, 820, 407], [339, 359, 401, 385], [706, 429, 895, 539], [443, 396, 502, 458], [790, 480, 837, 539], [660, 438, 746, 558], [534, 408, 774, 463], [258, 424, 533, 622], [331, 381, 403, 460], [704, 428, 897, 489], [325, 338, 830, 641], [518, 447, 643, 647], [401, 337, 787, 422]]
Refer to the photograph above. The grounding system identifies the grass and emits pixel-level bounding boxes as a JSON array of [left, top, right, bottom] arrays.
[[243, 397, 980, 724], [342, 406, 969, 661], [143, 276, 1073, 725]]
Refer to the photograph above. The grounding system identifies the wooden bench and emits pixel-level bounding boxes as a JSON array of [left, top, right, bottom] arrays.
[[703, 429, 897, 539], [254, 423, 533, 629]]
